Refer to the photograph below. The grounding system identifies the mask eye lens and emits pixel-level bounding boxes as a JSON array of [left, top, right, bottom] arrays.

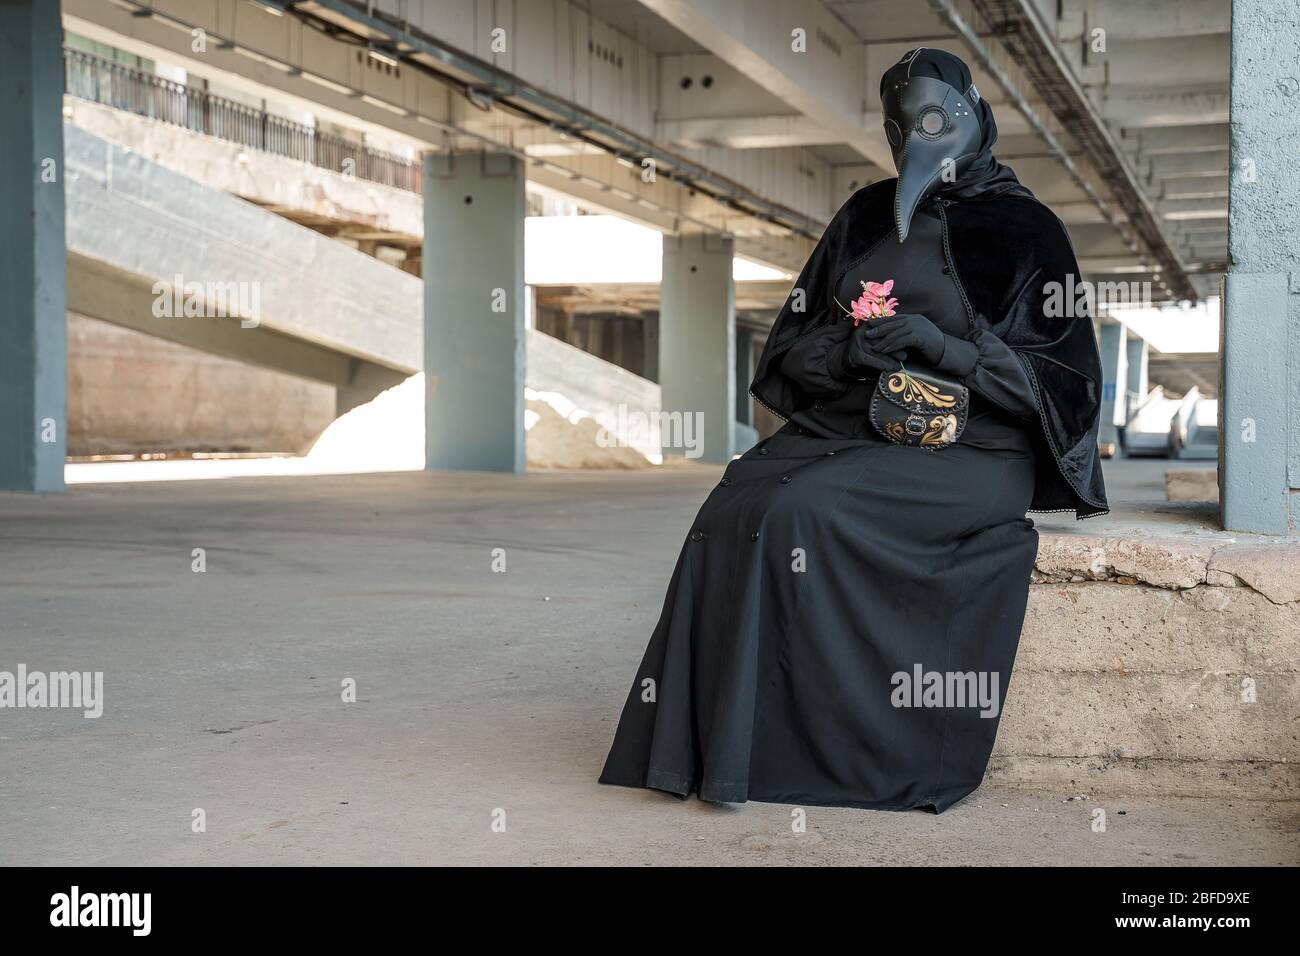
[[918, 107, 947, 138], [884, 118, 902, 149]]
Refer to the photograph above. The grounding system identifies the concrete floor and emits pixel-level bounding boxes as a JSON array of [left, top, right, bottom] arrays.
[[1, 461, 1294, 866]]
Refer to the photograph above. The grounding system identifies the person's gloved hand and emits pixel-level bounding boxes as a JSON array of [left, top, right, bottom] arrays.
[[831, 321, 905, 376], [863, 313, 946, 365]]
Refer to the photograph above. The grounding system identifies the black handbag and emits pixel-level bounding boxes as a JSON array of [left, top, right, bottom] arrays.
[[868, 364, 969, 449]]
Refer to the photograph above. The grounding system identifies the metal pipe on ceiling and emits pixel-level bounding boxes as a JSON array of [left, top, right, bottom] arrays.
[[930, 0, 1200, 302]]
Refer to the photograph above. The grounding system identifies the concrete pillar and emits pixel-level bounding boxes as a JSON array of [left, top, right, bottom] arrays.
[[1124, 333, 1149, 424], [1097, 321, 1128, 452], [1222, 0, 1300, 534], [641, 313, 659, 383], [423, 151, 525, 473], [660, 233, 735, 464], [0, 0, 66, 492], [733, 327, 760, 454], [734, 328, 754, 427]]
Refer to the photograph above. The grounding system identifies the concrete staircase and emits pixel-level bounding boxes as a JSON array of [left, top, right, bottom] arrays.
[[64, 122, 667, 464]]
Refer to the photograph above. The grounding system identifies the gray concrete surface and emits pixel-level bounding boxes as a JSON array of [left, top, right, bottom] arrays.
[[67, 313, 336, 457], [1, 465, 1296, 865], [1165, 465, 1219, 504], [1038, 457, 1220, 536]]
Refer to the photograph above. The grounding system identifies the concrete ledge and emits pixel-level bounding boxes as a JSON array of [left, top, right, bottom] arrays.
[[1166, 467, 1219, 502], [1209, 545, 1300, 605], [1033, 534, 1215, 589], [987, 755, 1300, 801], [1031, 533, 1300, 604], [997, 530, 1300, 799]]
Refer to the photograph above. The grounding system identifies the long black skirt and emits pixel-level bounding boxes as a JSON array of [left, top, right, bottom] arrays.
[[599, 428, 1039, 813]]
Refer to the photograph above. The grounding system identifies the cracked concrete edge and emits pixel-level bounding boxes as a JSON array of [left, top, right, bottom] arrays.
[[985, 753, 1300, 801], [1206, 545, 1300, 605], [1033, 533, 1300, 604]]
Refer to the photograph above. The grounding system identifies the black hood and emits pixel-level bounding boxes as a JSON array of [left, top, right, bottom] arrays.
[[880, 48, 1032, 240]]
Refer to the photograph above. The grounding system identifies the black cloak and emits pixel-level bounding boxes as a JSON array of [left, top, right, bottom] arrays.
[[598, 49, 1107, 815], [751, 180, 1109, 518]]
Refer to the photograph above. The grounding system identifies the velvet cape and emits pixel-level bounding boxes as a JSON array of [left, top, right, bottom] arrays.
[[751, 179, 1109, 518]]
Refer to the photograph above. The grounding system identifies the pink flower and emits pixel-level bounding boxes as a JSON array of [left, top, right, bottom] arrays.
[[840, 279, 899, 325], [837, 280, 899, 329], [850, 293, 876, 323]]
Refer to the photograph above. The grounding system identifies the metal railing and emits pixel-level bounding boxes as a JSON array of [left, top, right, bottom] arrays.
[[63, 46, 422, 194]]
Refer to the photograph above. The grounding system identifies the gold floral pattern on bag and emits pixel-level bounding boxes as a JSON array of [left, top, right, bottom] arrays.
[[887, 369, 957, 408], [886, 413, 958, 446], [920, 414, 959, 446]]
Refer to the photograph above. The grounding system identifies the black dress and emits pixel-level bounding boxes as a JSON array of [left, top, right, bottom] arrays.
[[599, 202, 1048, 812]]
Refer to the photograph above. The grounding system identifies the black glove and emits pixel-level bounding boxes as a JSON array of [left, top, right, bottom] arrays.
[[863, 313, 946, 365], [780, 322, 854, 395], [830, 321, 905, 376]]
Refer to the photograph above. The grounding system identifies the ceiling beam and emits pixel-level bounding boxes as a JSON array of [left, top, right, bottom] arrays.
[[1059, 0, 1229, 40], [634, 0, 895, 170]]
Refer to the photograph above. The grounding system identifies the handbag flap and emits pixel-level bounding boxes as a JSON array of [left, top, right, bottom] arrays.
[[875, 367, 969, 413]]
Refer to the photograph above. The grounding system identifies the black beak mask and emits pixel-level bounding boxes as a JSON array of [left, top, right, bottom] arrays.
[[881, 65, 985, 242]]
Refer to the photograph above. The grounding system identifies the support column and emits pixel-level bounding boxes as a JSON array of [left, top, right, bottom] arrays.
[[423, 151, 525, 473], [1222, 0, 1300, 534], [733, 327, 759, 454], [641, 313, 659, 383], [0, 0, 66, 492], [660, 233, 735, 464], [1123, 333, 1150, 452], [1125, 334, 1149, 411], [734, 328, 754, 427], [1097, 321, 1128, 454]]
